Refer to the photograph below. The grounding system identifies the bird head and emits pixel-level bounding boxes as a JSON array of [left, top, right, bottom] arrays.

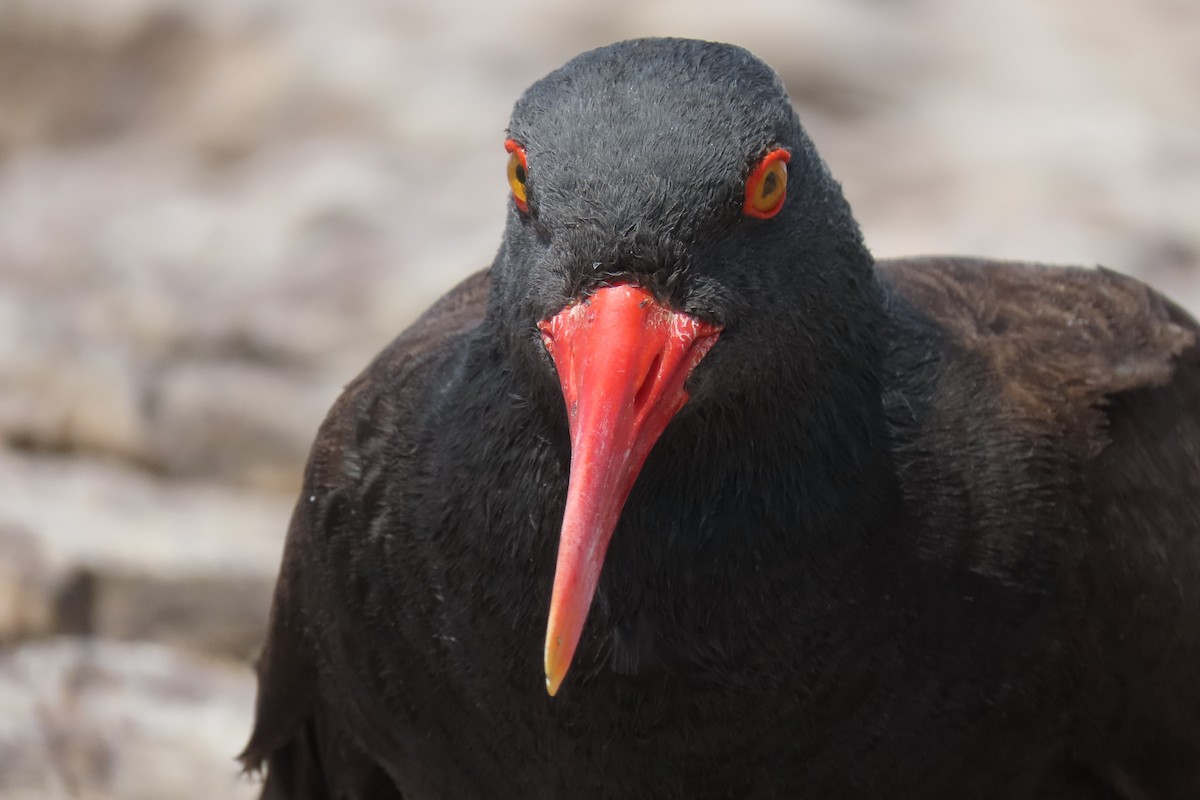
[[486, 38, 881, 695]]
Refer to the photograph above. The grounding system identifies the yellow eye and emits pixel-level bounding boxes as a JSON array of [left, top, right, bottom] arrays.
[[743, 148, 790, 219], [505, 139, 529, 212]]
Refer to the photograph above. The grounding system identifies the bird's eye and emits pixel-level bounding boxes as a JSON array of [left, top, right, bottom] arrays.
[[505, 139, 529, 213], [743, 148, 791, 219]]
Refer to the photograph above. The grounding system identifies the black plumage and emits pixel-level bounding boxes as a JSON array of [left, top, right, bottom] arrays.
[[241, 38, 1200, 799]]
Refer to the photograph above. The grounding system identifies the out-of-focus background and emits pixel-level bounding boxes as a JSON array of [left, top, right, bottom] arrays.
[[0, 0, 1196, 797]]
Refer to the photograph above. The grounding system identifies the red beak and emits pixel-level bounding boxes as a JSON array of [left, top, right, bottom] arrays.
[[537, 284, 721, 695]]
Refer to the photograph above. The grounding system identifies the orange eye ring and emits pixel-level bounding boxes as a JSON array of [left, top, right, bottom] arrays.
[[505, 139, 529, 213], [743, 148, 790, 219]]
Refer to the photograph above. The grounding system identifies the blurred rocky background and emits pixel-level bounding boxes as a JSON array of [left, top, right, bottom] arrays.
[[0, 0, 1197, 796]]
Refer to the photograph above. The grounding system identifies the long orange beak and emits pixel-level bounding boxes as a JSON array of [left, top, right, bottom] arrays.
[[537, 284, 721, 695]]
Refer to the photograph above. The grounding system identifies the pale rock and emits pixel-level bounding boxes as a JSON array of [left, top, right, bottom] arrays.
[[0, 451, 288, 658], [0, 637, 259, 800], [0, 525, 56, 643]]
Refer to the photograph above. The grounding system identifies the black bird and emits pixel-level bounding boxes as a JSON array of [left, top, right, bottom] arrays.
[[241, 38, 1200, 799]]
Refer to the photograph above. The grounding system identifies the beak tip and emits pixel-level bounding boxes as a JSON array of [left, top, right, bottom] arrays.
[[544, 642, 564, 697]]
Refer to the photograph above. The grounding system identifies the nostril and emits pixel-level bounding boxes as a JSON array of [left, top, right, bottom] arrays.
[[634, 352, 663, 412]]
